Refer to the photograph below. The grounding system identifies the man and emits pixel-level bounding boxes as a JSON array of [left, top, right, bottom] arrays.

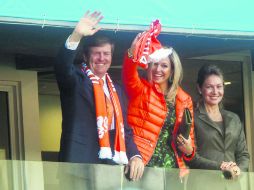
[[55, 11, 144, 183]]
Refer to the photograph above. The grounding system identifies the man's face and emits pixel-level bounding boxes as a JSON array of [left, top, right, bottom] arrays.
[[88, 44, 112, 78]]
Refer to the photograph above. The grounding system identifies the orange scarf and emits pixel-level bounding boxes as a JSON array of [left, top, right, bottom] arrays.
[[81, 64, 128, 164]]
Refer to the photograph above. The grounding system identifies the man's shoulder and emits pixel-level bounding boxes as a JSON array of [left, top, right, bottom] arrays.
[[111, 81, 127, 99], [111, 80, 123, 90]]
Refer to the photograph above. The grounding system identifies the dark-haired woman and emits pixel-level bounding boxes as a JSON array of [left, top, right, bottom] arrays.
[[188, 64, 249, 189]]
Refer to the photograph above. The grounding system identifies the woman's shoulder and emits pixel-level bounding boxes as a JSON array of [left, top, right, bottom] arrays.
[[221, 109, 241, 121], [176, 87, 192, 101]]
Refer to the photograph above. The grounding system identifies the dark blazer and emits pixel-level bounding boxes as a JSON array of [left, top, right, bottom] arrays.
[[54, 45, 140, 164], [189, 103, 249, 171]]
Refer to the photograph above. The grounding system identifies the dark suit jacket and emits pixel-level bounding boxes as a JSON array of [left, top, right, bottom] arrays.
[[188, 103, 249, 171], [54, 45, 140, 164]]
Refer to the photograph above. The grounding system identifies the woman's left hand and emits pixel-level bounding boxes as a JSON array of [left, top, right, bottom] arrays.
[[176, 134, 193, 155], [220, 161, 241, 179]]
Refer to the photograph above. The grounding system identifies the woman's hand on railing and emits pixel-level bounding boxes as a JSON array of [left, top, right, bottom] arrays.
[[220, 161, 241, 179]]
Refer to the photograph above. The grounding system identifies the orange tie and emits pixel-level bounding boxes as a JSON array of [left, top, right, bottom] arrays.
[[99, 79, 113, 130]]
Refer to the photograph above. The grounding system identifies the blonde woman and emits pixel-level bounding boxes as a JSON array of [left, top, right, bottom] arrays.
[[122, 34, 196, 183]]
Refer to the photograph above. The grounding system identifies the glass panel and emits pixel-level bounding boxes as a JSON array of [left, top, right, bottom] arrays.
[[0, 91, 11, 159], [42, 162, 254, 190], [0, 160, 253, 190]]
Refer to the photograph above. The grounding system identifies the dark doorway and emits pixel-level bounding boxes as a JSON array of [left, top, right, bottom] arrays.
[[0, 91, 11, 159], [182, 59, 244, 122]]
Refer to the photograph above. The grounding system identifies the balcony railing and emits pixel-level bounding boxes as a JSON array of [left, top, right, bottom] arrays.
[[0, 160, 253, 190]]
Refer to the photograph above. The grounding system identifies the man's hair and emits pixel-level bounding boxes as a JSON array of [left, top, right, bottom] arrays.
[[83, 35, 115, 60]]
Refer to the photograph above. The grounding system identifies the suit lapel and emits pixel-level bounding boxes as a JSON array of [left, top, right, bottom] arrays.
[[221, 110, 234, 149], [79, 71, 95, 106], [198, 104, 224, 137]]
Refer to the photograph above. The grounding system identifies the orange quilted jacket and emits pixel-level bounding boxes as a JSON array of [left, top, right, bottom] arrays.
[[122, 53, 195, 174]]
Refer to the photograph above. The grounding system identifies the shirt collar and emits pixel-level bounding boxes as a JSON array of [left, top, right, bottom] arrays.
[[94, 75, 107, 84]]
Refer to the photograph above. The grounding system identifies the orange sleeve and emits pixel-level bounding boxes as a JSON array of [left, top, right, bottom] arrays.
[[122, 52, 144, 99], [183, 96, 196, 161]]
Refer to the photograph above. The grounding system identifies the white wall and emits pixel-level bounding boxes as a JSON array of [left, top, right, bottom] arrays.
[[0, 54, 41, 161], [39, 94, 61, 151]]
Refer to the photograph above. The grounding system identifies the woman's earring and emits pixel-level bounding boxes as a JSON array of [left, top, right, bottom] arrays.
[[168, 76, 173, 84]]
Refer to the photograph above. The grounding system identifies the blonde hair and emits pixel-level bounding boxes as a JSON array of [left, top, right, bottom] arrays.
[[147, 47, 183, 103], [166, 48, 183, 103]]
